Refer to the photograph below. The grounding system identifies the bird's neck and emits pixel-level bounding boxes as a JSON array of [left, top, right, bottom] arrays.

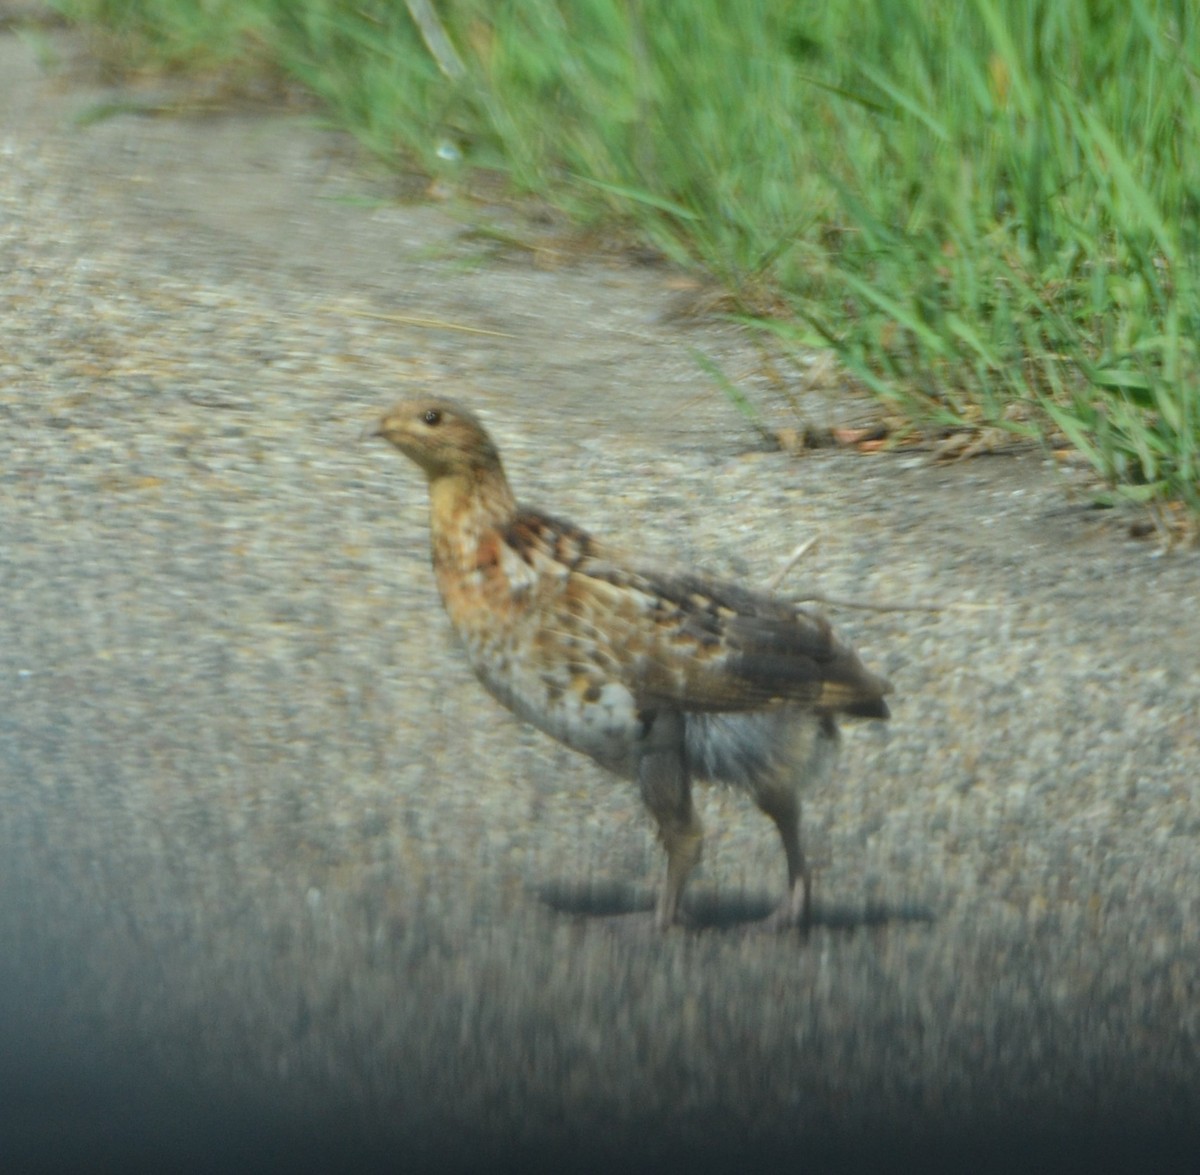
[[427, 467, 518, 571]]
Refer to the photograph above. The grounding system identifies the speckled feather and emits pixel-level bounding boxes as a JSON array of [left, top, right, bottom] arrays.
[[493, 508, 889, 717]]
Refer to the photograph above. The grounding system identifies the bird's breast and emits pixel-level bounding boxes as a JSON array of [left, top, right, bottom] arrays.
[[431, 531, 643, 773], [463, 611, 646, 777]]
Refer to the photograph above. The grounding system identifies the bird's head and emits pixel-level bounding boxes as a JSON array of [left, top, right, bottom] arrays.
[[372, 397, 503, 481]]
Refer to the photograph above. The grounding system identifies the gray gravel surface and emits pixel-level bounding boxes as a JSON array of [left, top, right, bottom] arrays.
[[3, 20, 1200, 1175]]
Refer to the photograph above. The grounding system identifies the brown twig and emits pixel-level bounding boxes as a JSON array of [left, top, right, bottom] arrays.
[[793, 593, 998, 614], [763, 536, 820, 593]]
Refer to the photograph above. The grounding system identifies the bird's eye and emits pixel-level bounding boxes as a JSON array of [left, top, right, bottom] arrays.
[[423, 409, 442, 426]]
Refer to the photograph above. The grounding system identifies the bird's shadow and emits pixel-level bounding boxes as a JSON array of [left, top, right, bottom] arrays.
[[533, 882, 935, 933]]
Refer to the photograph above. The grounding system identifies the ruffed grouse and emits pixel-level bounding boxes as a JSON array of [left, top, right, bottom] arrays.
[[374, 398, 890, 929]]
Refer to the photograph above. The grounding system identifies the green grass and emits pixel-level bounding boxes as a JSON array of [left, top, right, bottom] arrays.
[[50, 0, 1200, 528]]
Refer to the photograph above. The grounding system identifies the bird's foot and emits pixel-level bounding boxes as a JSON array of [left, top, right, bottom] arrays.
[[759, 886, 813, 934]]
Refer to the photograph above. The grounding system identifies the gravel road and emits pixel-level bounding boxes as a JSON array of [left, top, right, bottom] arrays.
[[2, 18, 1199, 1174]]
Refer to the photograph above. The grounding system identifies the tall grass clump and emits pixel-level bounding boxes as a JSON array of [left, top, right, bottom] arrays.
[[51, 0, 1200, 518], [793, 0, 1199, 516]]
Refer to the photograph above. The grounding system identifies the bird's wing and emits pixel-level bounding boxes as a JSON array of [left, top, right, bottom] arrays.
[[569, 552, 890, 718], [504, 508, 890, 718]]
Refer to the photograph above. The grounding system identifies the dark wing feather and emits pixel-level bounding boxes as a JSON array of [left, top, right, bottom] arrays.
[[506, 507, 890, 719], [577, 554, 891, 719]]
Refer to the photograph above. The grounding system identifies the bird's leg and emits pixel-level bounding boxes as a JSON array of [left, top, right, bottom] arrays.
[[637, 711, 702, 930], [755, 787, 813, 930]]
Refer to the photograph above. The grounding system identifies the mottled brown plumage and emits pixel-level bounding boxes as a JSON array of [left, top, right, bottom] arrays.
[[374, 397, 891, 929]]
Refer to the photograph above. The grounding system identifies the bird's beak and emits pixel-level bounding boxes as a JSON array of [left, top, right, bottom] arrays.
[[361, 420, 385, 443]]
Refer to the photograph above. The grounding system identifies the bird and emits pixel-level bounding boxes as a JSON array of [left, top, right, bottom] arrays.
[[373, 397, 891, 930]]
